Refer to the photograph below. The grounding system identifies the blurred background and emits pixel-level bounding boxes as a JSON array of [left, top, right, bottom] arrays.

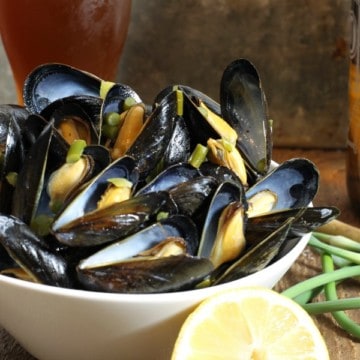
[[0, 0, 349, 148]]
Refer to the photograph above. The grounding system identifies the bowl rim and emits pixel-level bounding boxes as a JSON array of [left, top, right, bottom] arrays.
[[0, 230, 311, 303]]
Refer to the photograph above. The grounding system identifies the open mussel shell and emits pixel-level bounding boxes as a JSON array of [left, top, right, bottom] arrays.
[[246, 158, 319, 211], [197, 181, 246, 260], [51, 155, 140, 238], [40, 95, 103, 144], [46, 100, 99, 144], [220, 58, 271, 178], [154, 86, 222, 168], [11, 121, 68, 224], [246, 206, 340, 248], [41, 95, 102, 123], [23, 63, 102, 114], [16, 126, 111, 227], [101, 83, 142, 120], [0, 214, 73, 287], [213, 216, 294, 285], [39, 144, 112, 222], [136, 163, 201, 195], [78, 214, 199, 270], [76, 214, 213, 293], [154, 86, 227, 153], [136, 163, 218, 216], [181, 91, 224, 147], [53, 191, 177, 247]]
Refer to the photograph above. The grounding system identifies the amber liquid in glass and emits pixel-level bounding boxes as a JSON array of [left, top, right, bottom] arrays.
[[0, 0, 132, 104]]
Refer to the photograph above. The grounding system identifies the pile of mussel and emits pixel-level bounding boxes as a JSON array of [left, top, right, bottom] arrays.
[[0, 59, 339, 293]]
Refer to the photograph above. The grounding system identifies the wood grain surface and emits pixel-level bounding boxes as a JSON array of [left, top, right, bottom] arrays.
[[273, 148, 360, 360], [0, 148, 359, 359]]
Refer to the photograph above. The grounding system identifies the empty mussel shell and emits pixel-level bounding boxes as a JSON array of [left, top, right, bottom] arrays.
[[23, 63, 103, 114]]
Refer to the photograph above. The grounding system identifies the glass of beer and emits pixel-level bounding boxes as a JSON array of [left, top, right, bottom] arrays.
[[0, 0, 132, 104]]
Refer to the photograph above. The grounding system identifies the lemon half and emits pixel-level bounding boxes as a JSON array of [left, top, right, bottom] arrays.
[[171, 287, 329, 360]]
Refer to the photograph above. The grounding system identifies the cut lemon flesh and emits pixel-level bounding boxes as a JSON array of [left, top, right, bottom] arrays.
[[171, 287, 329, 360]]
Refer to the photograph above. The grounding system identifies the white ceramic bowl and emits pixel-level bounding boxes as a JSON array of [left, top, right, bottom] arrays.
[[0, 229, 310, 360]]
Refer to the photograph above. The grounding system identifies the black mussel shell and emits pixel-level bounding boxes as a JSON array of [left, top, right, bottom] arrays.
[[23, 63, 102, 114], [101, 83, 142, 120], [40, 95, 103, 144], [53, 191, 177, 247], [182, 92, 222, 148], [246, 206, 340, 248], [77, 254, 214, 293], [169, 176, 218, 216], [11, 121, 68, 224], [213, 217, 294, 285], [198, 181, 246, 259], [220, 58, 271, 177], [0, 243, 18, 272], [0, 105, 30, 214], [77, 214, 199, 272], [20, 114, 49, 150], [0, 104, 30, 132], [153, 85, 221, 116], [126, 91, 177, 178], [162, 116, 191, 168], [0, 214, 73, 287], [51, 155, 139, 234], [246, 158, 319, 211], [136, 163, 201, 195], [199, 162, 243, 188]]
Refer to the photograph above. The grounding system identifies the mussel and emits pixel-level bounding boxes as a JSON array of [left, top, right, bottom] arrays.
[[197, 181, 246, 268], [76, 215, 214, 293], [41, 96, 103, 145], [0, 59, 340, 295], [11, 121, 68, 224], [246, 158, 319, 212], [23, 63, 103, 113], [0, 105, 30, 214], [220, 58, 271, 179], [0, 214, 73, 287], [125, 91, 178, 178], [213, 217, 294, 284], [53, 191, 176, 247]]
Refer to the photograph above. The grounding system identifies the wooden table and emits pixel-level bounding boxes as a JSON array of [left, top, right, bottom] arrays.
[[273, 148, 360, 360], [1, 148, 359, 359]]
